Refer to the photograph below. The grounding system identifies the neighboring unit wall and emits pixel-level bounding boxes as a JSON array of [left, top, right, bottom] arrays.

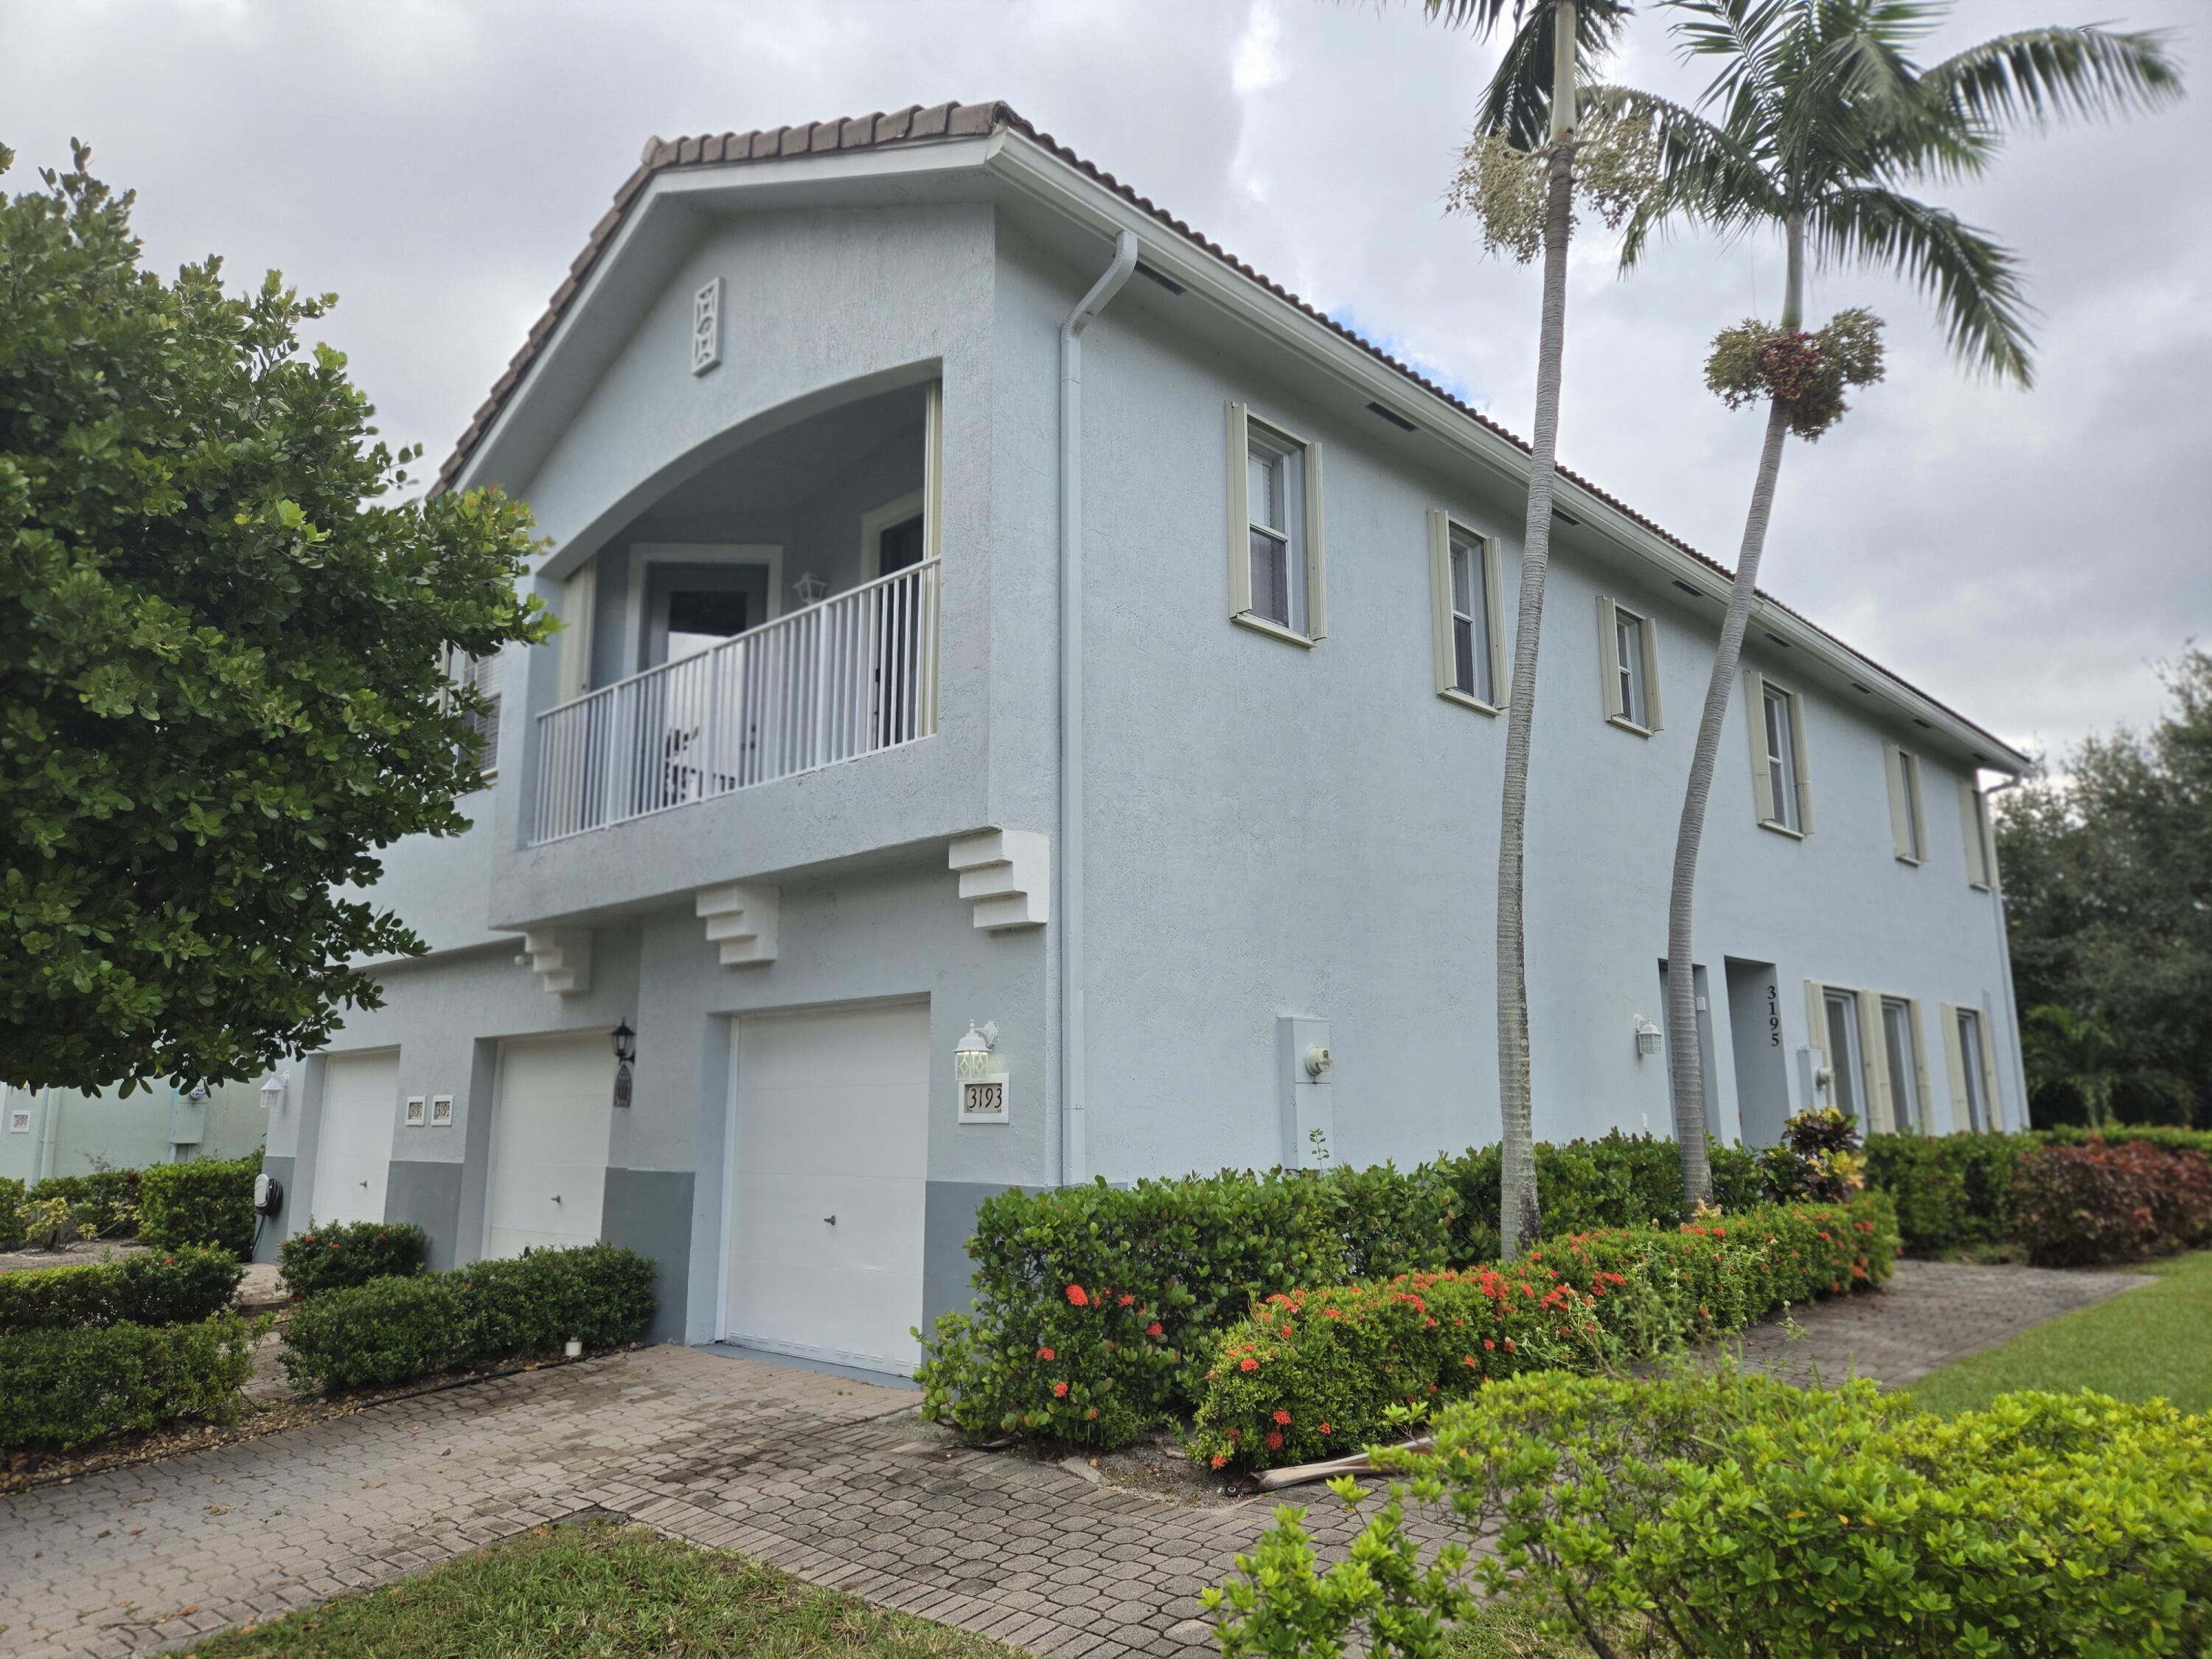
[[1, 1079, 268, 1184]]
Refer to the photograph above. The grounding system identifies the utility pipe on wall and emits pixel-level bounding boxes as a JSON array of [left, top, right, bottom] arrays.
[[1982, 772, 2030, 1131], [1058, 229, 1138, 1188]]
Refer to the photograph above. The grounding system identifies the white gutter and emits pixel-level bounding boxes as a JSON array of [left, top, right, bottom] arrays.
[[1057, 229, 1139, 1189]]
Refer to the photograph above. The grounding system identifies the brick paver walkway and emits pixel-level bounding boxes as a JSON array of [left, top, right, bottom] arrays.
[[0, 1259, 2150, 1659]]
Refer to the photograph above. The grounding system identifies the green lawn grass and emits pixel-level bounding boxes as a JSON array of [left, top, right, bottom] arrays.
[[184, 1521, 1029, 1659], [1904, 1249, 2212, 1416]]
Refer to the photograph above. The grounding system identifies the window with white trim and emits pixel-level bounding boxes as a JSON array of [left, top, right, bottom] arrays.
[[1597, 597, 1663, 734], [444, 647, 501, 782], [1881, 996, 1921, 1132], [1822, 987, 1864, 1117], [1955, 1006, 1990, 1130], [1427, 512, 1503, 709], [1961, 781, 1997, 889], [1746, 671, 1812, 834], [1885, 744, 1928, 863], [1225, 403, 1326, 642]]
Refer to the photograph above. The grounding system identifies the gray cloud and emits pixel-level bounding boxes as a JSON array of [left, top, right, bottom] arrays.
[[3, 0, 2202, 764]]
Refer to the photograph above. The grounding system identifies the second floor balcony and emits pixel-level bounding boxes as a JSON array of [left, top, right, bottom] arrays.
[[532, 556, 939, 844]]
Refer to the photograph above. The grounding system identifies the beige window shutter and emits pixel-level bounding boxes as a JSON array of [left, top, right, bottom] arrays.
[[558, 564, 597, 702], [1905, 753, 1928, 861], [1959, 779, 1989, 888], [1789, 693, 1816, 835], [1908, 999, 1938, 1134], [1640, 615, 1664, 731], [1975, 1004, 2003, 1128], [1884, 743, 1912, 860], [1302, 441, 1327, 639], [1856, 991, 1893, 1133], [1427, 512, 1454, 693], [1596, 597, 1624, 721], [1484, 538, 1510, 703], [1940, 1001, 1970, 1124], [1746, 669, 1775, 824], [922, 380, 945, 565], [1803, 979, 1828, 1106], [1225, 403, 1251, 618]]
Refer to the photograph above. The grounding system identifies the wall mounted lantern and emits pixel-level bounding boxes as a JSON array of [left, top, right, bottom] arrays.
[[1634, 1017, 1663, 1060], [793, 571, 830, 607], [260, 1072, 289, 1110], [955, 1020, 1009, 1124], [612, 1018, 636, 1108]]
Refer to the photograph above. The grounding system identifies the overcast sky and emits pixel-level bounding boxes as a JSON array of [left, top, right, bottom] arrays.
[[4, 0, 2205, 766]]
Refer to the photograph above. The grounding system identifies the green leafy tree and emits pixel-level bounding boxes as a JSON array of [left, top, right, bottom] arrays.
[[1425, 0, 1636, 1259], [1598, 0, 2181, 1203], [2000, 650, 2212, 1128], [1, 143, 549, 1095]]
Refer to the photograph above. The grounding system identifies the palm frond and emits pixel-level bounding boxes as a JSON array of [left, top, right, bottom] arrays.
[[1585, 85, 1782, 265], [1814, 184, 2034, 385], [1924, 25, 2185, 132], [1469, 0, 1634, 147]]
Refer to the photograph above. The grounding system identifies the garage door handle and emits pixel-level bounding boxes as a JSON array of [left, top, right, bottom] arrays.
[[358, 1179, 369, 1189], [823, 1214, 837, 1225]]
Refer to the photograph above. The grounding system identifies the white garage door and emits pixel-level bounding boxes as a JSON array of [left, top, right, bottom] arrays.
[[487, 1032, 616, 1259], [310, 1051, 398, 1226], [726, 1001, 929, 1375]]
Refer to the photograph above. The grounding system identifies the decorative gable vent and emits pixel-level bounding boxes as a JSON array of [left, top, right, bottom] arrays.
[[692, 277, 723, 375]]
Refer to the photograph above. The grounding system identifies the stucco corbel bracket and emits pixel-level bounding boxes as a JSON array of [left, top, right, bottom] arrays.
[[696, 883, 779, 966], [947, 830, 1051, 931], [518, 928, 594, 996]]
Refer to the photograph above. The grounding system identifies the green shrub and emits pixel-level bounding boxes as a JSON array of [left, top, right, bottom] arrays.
[[138, 1153, 260, 1257], [0, 1246, 242, 1332], [0, 1177, 24, 1249], [1863, 1131, 2025, 1254], [916, 1163, 1453, 1448], [1189, 1195, 1896, 1470], [0, 1313, 256, 1451], [1207, 1371, 2212, 1658], [279, 1220, 428, 1297], [280, 1242, 655, 1392], [2012, 1138, 2212, 1267], [1436, 1133, 1756, 1258], [2036, 1122, 2212, 1157], [28, 1168, 142, 1239]]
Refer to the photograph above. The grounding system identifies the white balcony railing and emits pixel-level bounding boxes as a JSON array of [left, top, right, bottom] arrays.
[[531, 559, 939, 844]]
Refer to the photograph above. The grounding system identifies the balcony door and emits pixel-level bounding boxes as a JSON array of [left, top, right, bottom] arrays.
[[625, 546, 779, 812]]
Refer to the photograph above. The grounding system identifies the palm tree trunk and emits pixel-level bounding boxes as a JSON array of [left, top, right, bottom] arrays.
[[1496, 7, 1579, 1259], [1663, 212, 1804, 1206]]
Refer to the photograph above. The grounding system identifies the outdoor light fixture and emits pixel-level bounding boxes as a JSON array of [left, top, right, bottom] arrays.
[[793, 571, 830, 606], [1634, 1017, 1663, 1059], [260, 1073, 289, 1110], [611, 1019, 636, 1109], [955, 1020, 1009, 1124]]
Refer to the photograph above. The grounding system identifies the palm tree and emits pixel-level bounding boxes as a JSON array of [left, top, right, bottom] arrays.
[[1599, 0, 2181, 1205], [1425, 0, 1632, 1257], [2023, 1004, 2191, 1129]]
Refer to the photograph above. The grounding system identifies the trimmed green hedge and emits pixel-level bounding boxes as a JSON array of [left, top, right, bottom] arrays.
[[139, 1154, 259, 1257], [1865, 1126, 2212, 1260], [0, 1177, 23, 1249], [0, 1313, 255, 1451], [1209, 1374, 2212, 1658], [917, 1133, 1798, 1448], [1189, 1194, 1896, 1470], [280, 1242, 656, 1391], [0, 1246, 242, 1332], [26, 1169, 142, 1239], [279, 1220, 428, 1298]]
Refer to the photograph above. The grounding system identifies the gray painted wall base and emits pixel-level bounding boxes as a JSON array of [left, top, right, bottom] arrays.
[[604, 1167, 695, 1344], [386, 1160, 466, 1270], [923, 1180, 1008, 1335], [251, 1155, 295, 1265]]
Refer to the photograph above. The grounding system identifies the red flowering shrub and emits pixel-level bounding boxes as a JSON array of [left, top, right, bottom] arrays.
[[2011, 1138, 2212, 1266], [1188, 1194, 1896, 1470]]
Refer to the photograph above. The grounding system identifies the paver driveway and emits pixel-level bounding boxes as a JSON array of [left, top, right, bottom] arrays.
[[0, 1258, 2149, 1659]]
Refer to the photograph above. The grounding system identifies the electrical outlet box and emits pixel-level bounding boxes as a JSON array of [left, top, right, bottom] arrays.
[[1277, 1016, 1334, 1169]]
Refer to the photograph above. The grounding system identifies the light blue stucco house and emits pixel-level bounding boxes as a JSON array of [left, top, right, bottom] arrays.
[[255, 102, 2030, 1374], [2, 1079, 267, 1185]]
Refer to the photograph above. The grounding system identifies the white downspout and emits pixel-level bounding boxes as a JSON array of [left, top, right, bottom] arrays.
[[1983, 772, 2030, 1131], [1058, 229, 1139, 1189]]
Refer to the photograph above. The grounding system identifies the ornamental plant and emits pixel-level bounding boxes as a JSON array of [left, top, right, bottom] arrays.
[[279, 1220, 428, 1298], [1208, 1372, 2212, 1658], [1189, 1195, 1893, 1471], [2011, 1137, 2212, 1267]]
